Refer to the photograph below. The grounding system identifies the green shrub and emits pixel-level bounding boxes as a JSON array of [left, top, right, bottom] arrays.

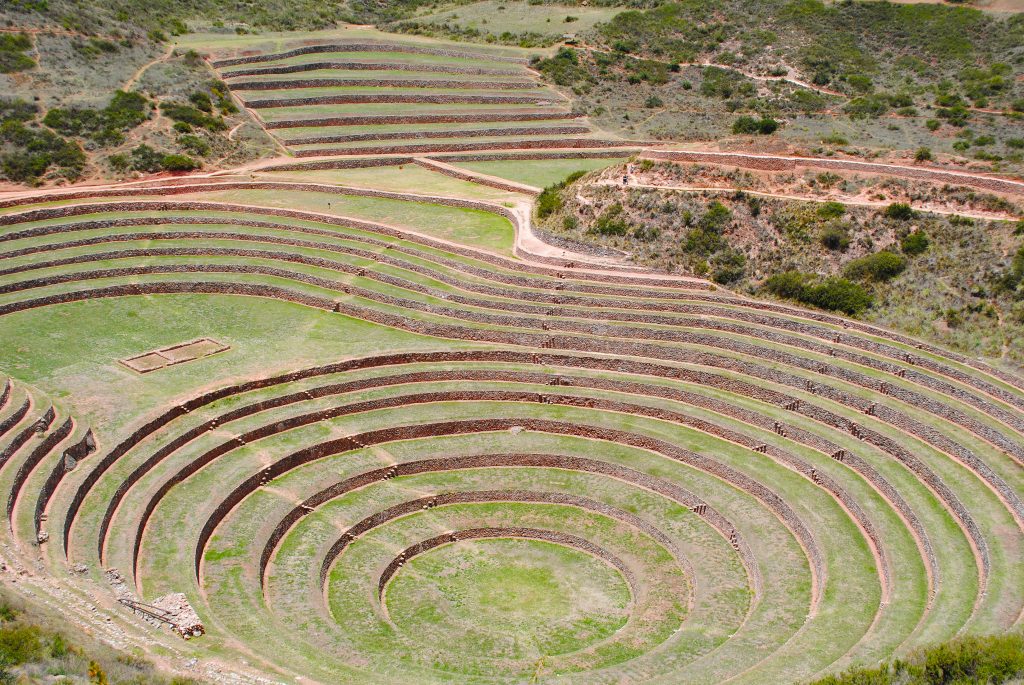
[[699, 201, 732, 230], [160, 154, 200, 171], [993, 244, 1024, 296], [901, 230, 930, 255], [710, 248, 746, 284], [811, 633, 1024, 685], [732, 115, 779, 135], [845, 94, 890, 118], [536, 187, 562, 218], [0, 98, 37, 122], [178, 134, 211, 156], [915, 147, 933, 162], [684, 202, 732, 255], [884, 202, 915, 220], [43, 91, 148, 146], [189, 91, 214, 113], [763, 270, 810, 300], [0, 624, 42, 665], [822, 133, 849, 145], [701, 67, 749, 99], [590, 203, 630, 236], [0, 34, 35, 74], [534, 48, 590, 86], [129, 144, 164, 173], [763, 271, 873, 314], [821, 225, 851, 251], [536, 170, 586, 219], [804, 277, 874, 314], [937, 104, 970, 126], [0, 123, 85, 183], [50, 633, 68, 659], [844, 250, 907, 281], [160, 103, 226, 131], [817, 201, 846, 219]]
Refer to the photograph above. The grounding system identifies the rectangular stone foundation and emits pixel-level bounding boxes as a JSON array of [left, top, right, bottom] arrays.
[[120, 338, 230, 374]]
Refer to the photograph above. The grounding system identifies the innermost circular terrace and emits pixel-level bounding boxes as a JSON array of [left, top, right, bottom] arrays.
[[381, 535, 632, 661]]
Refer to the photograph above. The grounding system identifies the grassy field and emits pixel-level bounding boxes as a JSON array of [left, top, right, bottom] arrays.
[[177, 187, 519, 253], [256, 164, 527, 201], [452, 157, 627, 187]]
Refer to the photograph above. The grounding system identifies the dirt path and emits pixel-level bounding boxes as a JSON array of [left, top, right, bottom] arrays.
[[640, 148, 1024, 196], [601, 179, 1022, 222], [123, 43, 175, 92]]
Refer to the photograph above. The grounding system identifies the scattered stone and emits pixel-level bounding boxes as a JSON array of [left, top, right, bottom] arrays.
[[151, 593, 205, 639]]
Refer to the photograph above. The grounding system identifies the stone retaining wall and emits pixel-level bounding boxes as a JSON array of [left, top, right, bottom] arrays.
[[7, 416, 72, 521], [185, 416, 814, 602], [196, 426, 760, 599], [211, 42, 530, 69], [222, 61, 525, 78], [0, 406, 53, 470], [286, 125, 590, 146], [264, 111, 580, 129], [292, 138, 637, 157], [412, 159, 540, 194], [244, 93, 558, 109], [435, 149, 635, 163], [0, 398, 30, 442], [34, 429, 94, 534], [231, 77, 540, 91], [1, 215, 693, 290]]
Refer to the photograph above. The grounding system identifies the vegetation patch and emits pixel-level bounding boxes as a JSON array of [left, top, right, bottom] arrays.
[[811, 632, 1024, 685], [763, 270, 873, 314], [0, 99, 86, 184], [0, 592, 197, 685], [43, 90, 150, 146], [0, 33, 34, 74]]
